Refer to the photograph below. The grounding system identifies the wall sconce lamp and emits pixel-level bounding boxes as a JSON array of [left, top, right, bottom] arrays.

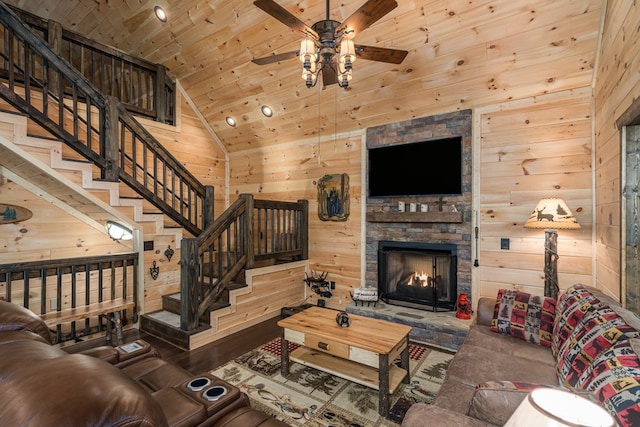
[[105, 221, 133, 241], [505, 388, 615, 427], [524, 198, 580, 299]]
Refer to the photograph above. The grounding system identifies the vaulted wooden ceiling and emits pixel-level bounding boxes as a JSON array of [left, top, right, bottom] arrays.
[[3, 0, 602, 154]]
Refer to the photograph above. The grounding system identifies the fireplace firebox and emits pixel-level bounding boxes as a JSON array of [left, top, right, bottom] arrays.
[[378, 241, 457, 311]]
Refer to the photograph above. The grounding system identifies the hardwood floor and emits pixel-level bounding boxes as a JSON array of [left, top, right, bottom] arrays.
[[64, 315, 282, 375]]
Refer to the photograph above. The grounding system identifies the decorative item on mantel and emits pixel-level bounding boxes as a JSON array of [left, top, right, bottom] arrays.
[[317, 173, 349, 221], [351, 287, 378, 307]]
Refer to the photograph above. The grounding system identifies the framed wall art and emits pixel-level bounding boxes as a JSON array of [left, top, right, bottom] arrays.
[[317, 173, 349, 221]]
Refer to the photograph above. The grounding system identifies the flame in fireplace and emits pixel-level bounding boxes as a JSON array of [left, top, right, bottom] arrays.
[[408, 271, 432, 288]]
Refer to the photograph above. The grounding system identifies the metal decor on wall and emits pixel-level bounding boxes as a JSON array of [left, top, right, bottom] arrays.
[[317, 173, 350, 222], [0, 204, 32, 224]]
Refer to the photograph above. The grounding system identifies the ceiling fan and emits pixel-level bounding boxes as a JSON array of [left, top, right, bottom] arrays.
[[252, 0, 408, 88]]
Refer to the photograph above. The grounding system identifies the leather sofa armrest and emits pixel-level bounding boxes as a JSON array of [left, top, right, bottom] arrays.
[[402, 404, 495, 427], [76, 340, 158, 367], [79, 346, 119, 364], [475, 297, 497, 326]]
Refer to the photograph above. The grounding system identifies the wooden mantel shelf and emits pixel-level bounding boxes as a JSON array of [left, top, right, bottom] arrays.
[[366, 211, 464, 223]]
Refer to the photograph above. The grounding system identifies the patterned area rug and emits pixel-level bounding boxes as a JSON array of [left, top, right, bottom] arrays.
[[212, 338, 454, 426]]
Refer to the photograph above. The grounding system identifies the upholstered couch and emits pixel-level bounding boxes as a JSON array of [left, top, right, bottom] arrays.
[[402, 284, 640, 427], [0, 300, 288, 427]]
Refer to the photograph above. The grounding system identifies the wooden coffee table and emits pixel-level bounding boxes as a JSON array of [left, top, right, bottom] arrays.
[[278, 306, 412, 415]]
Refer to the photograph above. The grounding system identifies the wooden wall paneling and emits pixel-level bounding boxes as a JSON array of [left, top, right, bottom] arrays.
[[476, 88, 593, 299]]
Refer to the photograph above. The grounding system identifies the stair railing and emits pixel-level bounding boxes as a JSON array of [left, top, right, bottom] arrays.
[[6, 4, 176, 125], [0, 253, 139, 344], [0, 2, 211, 236], [180, 195, 308, 330]]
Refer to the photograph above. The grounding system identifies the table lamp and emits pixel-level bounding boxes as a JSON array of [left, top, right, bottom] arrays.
[[504, 388, 615, 427], [524, 198, 580, 299]]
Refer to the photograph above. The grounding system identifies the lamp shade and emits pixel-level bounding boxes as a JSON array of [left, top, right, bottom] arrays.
[[524, 198, 580, 229], [105, 221, 133, 241], [504, 388, 615, 427]]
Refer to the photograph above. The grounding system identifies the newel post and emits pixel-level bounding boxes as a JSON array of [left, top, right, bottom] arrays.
[[243, 194, 255, 270], [180, 237, 199, 331], [203, 185, 214, 230], [155, 64, 167, 124], [299, 199, 309, 260], [102, 96, 120, 181]]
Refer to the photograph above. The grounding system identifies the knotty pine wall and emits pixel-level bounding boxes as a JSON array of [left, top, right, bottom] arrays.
[[230, 88, 595, 311], [593, 1, 640, 301], [230, 130, 364, 310], [475, 88, 594, 301]]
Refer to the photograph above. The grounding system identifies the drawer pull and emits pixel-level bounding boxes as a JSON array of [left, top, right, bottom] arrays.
[[318, 342, 330, 351]]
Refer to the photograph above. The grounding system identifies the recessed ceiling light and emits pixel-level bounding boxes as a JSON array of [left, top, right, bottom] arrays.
[[261, 105, 273, 117], [225, 116, 237, 127], [154, 6, 167, 22]]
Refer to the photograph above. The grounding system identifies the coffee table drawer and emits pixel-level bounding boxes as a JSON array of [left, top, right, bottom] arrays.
[[305, 334, 350, 358]]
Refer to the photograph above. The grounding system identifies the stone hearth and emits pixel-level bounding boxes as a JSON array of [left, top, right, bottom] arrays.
[[345, 301, 470, 351]]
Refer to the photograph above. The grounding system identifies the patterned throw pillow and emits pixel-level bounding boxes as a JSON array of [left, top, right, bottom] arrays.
[[490, 289, 557, 347], [552, 284, 604, 358], [576, 338, 640, 427], [557, 304, 640, 386]]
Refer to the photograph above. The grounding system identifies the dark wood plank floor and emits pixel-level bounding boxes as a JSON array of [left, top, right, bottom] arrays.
[[64, 315, 282, 375]]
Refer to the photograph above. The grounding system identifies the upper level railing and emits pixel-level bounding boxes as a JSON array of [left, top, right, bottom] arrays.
[[7, 5, 175, 125], [0, 253, 138, 344], [180, 194, 308, 330], [0, 3, 211, 236]]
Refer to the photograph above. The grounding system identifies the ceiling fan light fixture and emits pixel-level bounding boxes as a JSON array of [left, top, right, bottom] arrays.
[[299, 38, 317, 66], [339, 39, 356, 69], [338, 62, 352, 88]]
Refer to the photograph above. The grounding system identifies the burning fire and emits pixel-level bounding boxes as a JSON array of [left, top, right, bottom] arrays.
[[408, 271, 433, 287]]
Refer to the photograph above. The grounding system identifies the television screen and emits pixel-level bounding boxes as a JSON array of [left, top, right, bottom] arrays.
[[368, 137, 462, 197]]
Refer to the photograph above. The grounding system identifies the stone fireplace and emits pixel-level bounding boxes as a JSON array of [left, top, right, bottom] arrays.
[[378, 241, 457, 311], [365, 109, 473, 310]]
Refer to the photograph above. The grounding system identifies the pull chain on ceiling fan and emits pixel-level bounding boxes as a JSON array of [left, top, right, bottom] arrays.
[[252, 0, 408, 89]]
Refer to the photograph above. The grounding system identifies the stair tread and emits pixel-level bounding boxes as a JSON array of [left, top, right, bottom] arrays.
[[144, 310, 180, 328]]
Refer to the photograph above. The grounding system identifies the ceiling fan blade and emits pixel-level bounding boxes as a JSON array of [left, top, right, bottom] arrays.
[[253, 0, 318, 39], [336, 0, 398, 36], [322, 65, 338, 87], [355, 45, 408, 64], [252, 50, 299, 65]]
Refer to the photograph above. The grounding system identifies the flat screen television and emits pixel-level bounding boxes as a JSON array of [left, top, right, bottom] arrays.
[[368, 137, 462, 197]]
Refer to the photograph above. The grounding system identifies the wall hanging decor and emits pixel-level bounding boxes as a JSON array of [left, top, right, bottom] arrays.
[[149, 260, 160, 280], [0, 203, 32, 224], [317, 173, 349, 221], [164, 245, 174, 262]]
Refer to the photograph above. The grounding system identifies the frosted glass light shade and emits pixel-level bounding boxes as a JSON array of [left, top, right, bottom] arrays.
[[339, 39, 356, 64], [299, 38, 317, 63], [504, 388, 615, 427], [105, 221, 133, 241], [524, 198, 580, 229]]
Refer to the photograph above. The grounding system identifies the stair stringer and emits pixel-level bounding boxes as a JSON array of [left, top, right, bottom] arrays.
[[188, 260, 309, 350], [0, 111, 183, 247]]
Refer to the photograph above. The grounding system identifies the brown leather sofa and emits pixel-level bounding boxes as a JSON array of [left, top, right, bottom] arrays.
[[0, 301, 289, 427]]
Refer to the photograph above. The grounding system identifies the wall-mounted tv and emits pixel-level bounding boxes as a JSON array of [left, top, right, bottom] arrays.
[[368, 137, 463, 197]]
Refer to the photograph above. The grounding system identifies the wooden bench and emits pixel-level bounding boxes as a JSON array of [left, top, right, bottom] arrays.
[[41, 298, 134, 345]]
